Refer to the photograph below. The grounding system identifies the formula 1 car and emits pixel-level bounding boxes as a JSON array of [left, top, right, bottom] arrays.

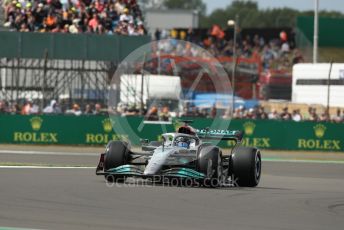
[[96, 121, 261, 187]]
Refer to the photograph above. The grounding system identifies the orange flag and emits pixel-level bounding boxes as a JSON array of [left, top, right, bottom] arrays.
[[211, 25, 225, 39]]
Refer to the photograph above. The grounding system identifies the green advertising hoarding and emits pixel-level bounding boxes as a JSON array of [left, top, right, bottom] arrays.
[[0, 115, 342, 152]]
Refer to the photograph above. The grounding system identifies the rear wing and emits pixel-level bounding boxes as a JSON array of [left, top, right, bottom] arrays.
[[196, 129, 243, 142]]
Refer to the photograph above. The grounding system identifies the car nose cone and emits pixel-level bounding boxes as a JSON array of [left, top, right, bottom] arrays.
[[144, 147, 174, 175], [143, 162, 159, 175]]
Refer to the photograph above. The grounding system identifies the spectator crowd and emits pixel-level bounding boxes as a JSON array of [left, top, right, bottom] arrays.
[[177, 105, 343, 123], [0, 99, 107, 115], [154, 28, 304, 71], [229, 105, 343, 123], [1, 99, 343, 123], [2, 0, 146, 35]]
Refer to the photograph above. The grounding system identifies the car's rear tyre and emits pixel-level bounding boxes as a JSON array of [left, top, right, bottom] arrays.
[[104, 141, 131, 183], [231, 147, 261, 187], [196, 145, 222, 188]]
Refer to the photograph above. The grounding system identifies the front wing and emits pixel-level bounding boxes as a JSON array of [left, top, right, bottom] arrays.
[[96, 164, 206, 180]]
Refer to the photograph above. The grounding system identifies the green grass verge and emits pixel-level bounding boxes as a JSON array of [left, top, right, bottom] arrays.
[[319, 47, 344, 62]]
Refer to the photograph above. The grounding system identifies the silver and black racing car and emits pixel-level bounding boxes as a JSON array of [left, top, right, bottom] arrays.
[[96, 121, 261, 187]]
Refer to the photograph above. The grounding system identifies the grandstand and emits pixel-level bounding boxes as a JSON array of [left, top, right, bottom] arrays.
[[1, 0, 145, 34]]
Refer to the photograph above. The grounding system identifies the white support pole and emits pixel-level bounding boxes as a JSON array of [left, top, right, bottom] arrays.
[[231, 20, 237, 113], [313, 0, 319, 63]]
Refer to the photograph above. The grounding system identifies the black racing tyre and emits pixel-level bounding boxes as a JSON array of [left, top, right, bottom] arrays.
[[104, 141, 131, 182], [148, 141, 162, 147], [231, 147, 261, 187], [196, 145, 222, 188]]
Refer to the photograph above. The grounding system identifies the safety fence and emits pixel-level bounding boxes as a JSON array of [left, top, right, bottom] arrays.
[[0, 115, 342, 152]]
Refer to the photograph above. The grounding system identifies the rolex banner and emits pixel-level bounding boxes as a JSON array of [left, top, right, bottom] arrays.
[[0, 115, 342, 152]]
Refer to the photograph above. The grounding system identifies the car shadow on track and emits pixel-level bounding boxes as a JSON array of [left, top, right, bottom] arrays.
[[97, 177, 291, 191]]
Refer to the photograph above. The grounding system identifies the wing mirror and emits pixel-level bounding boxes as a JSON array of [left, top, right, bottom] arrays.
[[140, 139, 149, 145]]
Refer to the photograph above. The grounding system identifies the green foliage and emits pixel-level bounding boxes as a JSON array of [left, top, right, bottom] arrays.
[[200, 0, 344, 28], [163, 0, 206, 15]]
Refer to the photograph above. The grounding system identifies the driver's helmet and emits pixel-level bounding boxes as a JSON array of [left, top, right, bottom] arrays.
[[175, 136, 190, 149]]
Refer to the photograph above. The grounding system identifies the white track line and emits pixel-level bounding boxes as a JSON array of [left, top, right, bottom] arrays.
[[0, 166, 94, 169], [0, 150, 98, 156], [263, 158, 344, 164]]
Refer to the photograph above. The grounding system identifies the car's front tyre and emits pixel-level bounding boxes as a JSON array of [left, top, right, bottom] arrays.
[[104, 141, 131, 183], [196, 145, 222, 188], [231, 147, 261, 187]]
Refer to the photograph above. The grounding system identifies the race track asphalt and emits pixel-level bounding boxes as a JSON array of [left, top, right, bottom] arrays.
[[0, 150, 344, 230]]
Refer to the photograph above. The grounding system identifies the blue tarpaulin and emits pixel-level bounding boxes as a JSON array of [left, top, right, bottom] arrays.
[[193, 93, 258, 109]]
